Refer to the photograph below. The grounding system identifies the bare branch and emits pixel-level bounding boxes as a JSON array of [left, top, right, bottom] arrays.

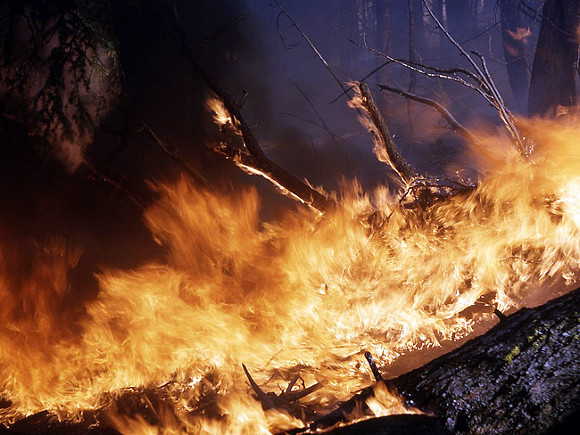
[[273, 0, 349, 96], [420, 0, 528, 156], [353, 82, 416, 186], [171, 3, 333, 213], [129, 105, 211, 188], [242, 364, 276, 410], [377, 83, 479, 143], [289, 79, 357, 160], [349, 39, 494, 106]]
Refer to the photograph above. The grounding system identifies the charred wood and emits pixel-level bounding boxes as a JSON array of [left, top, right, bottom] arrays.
[[289, 287, 580, 434]]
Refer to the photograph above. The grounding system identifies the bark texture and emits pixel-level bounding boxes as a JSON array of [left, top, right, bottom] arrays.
[[393, 287, 580, 433], [5, 288, 580, 434]]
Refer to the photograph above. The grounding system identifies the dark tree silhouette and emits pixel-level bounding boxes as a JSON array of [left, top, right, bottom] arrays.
[[528, 0, 580, 116], [499, 0, 530, 113]]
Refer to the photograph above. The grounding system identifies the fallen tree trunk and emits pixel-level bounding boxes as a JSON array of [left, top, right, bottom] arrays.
[[298, 287, 580, 434]]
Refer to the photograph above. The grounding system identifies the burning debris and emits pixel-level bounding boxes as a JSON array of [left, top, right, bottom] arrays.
[[1, 0, 580, 434]]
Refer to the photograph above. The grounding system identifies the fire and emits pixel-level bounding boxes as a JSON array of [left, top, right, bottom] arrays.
[[2, 114, 580, 433]]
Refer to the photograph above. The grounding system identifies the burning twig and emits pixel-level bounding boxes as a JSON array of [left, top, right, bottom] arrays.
[[364, 351, 384, 382], [493, 308, 508, 322], [353, 82, 417, 187], [242, 364, 276, 410], [242, 364, 322, 412], [171, 2, 333, 213]]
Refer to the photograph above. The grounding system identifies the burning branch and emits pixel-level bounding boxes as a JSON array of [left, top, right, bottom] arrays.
[[284, 288, 580, 434], [242, 363, 321, 419], [171, 3, 333, 213], [352, 82, 417, 187]]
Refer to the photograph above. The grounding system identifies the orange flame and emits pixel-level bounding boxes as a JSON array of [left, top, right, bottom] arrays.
[[2, 114, 580, 432]]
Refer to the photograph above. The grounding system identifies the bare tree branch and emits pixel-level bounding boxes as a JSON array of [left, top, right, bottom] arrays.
[[273, 0, 350, 97], [377, 83, 479, 143], [171, 3, 333, 213], [420, 0, 528, 156], [354, 82, 417, 186], [129, 104, 211, 189]]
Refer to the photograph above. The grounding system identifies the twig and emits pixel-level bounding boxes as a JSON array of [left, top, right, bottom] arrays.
[[420, 0, 527, 156], [273, 0, 349, 96], [378, 83, 479, 143], [364, 351, 384, 382], [242, 364, 276, 410], [329, 60, 392, 104], [82, 161, 148, 209], [494, 308, 508, 322], [128, 104, 210, 188], [171, 2, 333, 213], [289, 79, 356, 160]]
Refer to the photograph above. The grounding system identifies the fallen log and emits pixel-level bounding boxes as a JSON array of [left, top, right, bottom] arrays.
[[293, 287, 580, 434]]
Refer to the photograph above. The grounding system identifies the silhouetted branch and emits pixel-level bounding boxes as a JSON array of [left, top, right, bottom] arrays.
[[171, 2, 333, 213], [129, 104, 210, 189], [273, 0, 349, 96], [354, 82, 416, 186], [377, 83, 478, 142], [420, 0, 527, 156]]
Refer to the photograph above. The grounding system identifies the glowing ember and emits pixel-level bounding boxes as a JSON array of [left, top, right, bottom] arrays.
[[1, 113, 580, 433]]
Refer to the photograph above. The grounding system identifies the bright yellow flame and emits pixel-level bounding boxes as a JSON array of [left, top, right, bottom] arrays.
[[2, 115, 580, 432], [207, 98, 236, 128]]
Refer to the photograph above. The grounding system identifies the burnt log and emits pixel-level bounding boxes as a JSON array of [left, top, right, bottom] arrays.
[[306, 287, 580, 434]]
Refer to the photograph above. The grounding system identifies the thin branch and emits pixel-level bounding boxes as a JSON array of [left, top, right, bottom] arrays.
[[242, 364, 276, 410], [128, 104, 211, 188], [273, 0, 349, 96], [171, 2, 333, 213], [289, 79, 356, 160], [364, 351, 384, 382], [421, 0, 527, 155], [378, 83, 479, 143], [329, 59, 392, 105], [355, 82, 416, 185], [82, 161, 148, 209], [350, 39, 494, 107]]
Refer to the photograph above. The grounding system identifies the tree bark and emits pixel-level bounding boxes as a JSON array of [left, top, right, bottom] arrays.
[[315, 287, 580, 434], [528, 0, 580, 117], [499, 0, 530, 113]]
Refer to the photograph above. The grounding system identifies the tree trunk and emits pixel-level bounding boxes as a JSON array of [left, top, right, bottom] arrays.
[[499, 0, 530, 113], [528, 0, 580, 117], [308, 287, 580, 434], [376, 0, 392, 114], [445, 0, 469, 38]]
